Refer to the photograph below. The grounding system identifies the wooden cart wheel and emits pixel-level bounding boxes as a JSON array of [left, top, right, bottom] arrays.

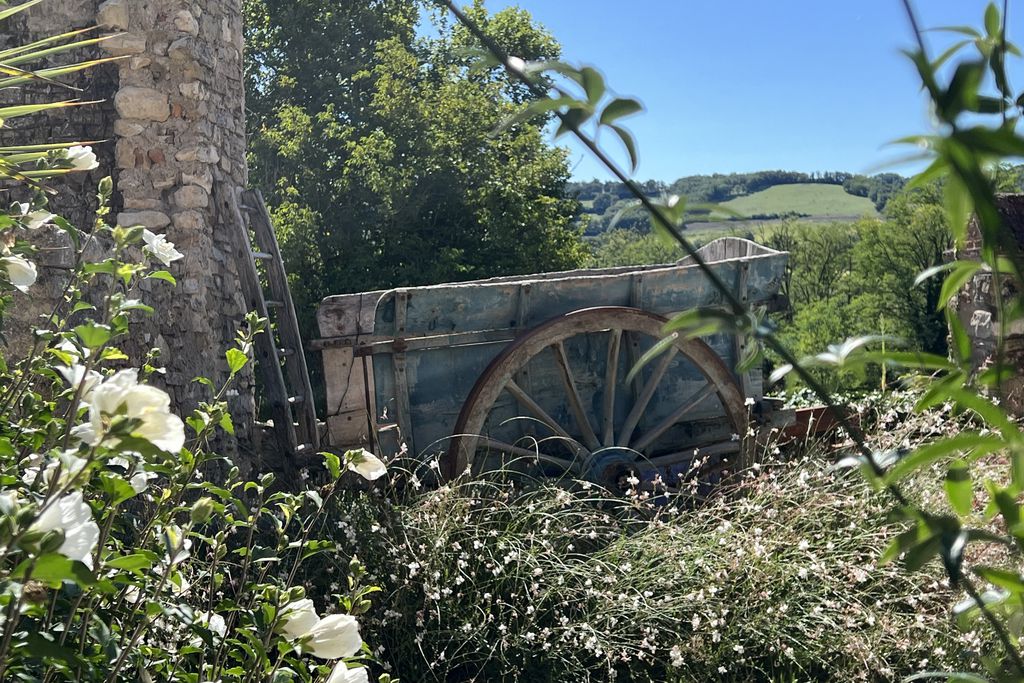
[[444, 307, 749, 489]]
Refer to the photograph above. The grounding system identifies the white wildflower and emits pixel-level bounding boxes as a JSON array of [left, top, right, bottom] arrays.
[[347, 448, 387, 481], [57, 363, 102, 400], [141, 229, 184, 267], [304, 613, 362, 659], [327, 664, 369, 683], [66, 145, 98, 171], [2, 255, 37, 292], [31, 491, 99, 569], [279, 598, 320, 641], [84, 369, 185, 453]]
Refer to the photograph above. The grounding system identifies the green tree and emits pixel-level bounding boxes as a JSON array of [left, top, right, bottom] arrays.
[[243, 1, 586, 334]]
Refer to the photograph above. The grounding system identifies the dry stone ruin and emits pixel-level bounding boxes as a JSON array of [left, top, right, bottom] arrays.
[[2, 0, 258, 453]]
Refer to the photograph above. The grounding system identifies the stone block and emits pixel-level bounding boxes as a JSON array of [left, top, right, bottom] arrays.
[[173, 211, 205, 231], [168, 37, 196, 63], [113, 120, 144, 137], [174, 9, 200, 36], [124, 198, 163, 210], [118, 211, 171, 229], [97, 0, 128, 30], [179, 81, 207, 100], [102, 32, 146, 55], [182, 168, 214, 193], [115, 87, 170, 122], [174, 146, 220, 164], [174, 185, 209, 209]]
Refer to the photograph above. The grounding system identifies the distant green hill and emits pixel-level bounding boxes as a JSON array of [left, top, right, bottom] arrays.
[[570, 171, 902, 236], [717, 183, 879, 219]]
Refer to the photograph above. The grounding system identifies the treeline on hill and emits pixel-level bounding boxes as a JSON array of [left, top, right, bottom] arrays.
[[585, 182, 947, 393], [571, 170, 907, 235]]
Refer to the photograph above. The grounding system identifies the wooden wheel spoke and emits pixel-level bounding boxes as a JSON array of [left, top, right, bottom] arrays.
[[477, 436, 581, 474], [602, 328, 622, 446], [646, 439, 741, 467], [505, 380, 589, 456], [617, 347, 678, 447], [552, 341, 601, 451], [447, 307, 749, 482], [632, 382, 717, 452]]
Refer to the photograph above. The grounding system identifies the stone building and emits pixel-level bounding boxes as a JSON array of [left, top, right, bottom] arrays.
[[2, 1, 257, 451], [949, 194, 1024, 413]]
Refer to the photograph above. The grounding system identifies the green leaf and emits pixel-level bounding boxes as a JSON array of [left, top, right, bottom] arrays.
[[226, 347, 248, 375], [974, 566, 1024, 594], [944, 460, 973, 516], [857, 350, 955, 372], [74, 322, 111, 350], [884, 433, 1005, 484], [624, 332, 679, 385], [937, 260, 981, 310], [0, 0, 44, 23], [323, 452, 342, 480], [147, 270, 176, 285], [913, 261, 956, 287], [219, 412, 235, 435], [23, 632, 85, 669], [662, 307, 733, 338], [579, 67, 606, 105], [945, 308, 972, 366], [599, 97, 643, 126], [24, 553, 95, 587], [554, 106, 592, 138], [904, 533, 941, 572], [943, 174, 973, 247], [98, 474, 140, 505], [984, 2, 1001, 37], [105, 552, 157, 573], [494, 95, 576, 135], [610, 124, 639, 172]]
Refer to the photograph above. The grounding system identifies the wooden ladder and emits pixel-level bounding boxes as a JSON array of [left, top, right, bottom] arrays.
[[227, 188, 320, 456]]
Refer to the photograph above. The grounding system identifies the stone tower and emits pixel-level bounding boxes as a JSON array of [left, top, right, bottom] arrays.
[[4, 0, 256, 449]]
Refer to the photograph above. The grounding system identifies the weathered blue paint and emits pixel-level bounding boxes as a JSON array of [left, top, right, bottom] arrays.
[[371, 240, 788, 458]]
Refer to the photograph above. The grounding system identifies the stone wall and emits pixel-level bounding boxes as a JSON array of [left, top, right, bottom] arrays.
[[2, 0, 256, 452], [949, 194, 1024, 414]]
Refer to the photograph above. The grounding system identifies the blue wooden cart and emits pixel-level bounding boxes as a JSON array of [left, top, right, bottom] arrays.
[[315, 237, 789, 489]]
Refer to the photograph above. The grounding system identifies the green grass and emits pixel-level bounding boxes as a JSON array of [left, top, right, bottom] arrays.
[[717, 183, 878, 219]]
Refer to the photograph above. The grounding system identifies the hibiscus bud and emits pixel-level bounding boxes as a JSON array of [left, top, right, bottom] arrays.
[[38, 528, 66, 554], [190, 497, 215, 524]]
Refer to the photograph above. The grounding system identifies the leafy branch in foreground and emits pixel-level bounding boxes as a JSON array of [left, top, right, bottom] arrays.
[[443, 0, 1024, 677]]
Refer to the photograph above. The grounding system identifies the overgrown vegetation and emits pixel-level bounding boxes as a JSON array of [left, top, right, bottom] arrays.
[[327, 398, 991, 681]]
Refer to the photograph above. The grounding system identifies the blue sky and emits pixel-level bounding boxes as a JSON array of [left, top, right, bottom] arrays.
[[475, 1, 1023, 181]]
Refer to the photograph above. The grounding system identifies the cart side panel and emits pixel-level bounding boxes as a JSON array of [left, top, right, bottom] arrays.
[[371, 251, 787, 458], [317, 290, 386, 448]]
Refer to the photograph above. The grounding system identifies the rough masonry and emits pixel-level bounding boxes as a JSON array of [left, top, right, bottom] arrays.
[[2, 0, 256, 451]]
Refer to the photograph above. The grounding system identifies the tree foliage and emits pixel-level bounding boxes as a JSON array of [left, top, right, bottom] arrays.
[[243, 0, 586, 332]]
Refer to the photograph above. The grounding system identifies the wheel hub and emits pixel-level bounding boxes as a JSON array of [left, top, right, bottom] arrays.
[[584, 448, 643, 492]]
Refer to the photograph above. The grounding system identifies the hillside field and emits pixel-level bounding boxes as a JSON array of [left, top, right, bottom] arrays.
[[715, 183, 878, 219]]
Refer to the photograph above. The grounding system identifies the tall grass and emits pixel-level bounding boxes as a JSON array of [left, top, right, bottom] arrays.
[[314, 421, 990, 682]]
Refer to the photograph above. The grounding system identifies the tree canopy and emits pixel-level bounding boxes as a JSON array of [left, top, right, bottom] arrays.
[[243, 0, 586, 332]]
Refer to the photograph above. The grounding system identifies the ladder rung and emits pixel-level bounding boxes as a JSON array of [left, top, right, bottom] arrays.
[[295, 443, 314, 453], [288, 395, 305, 405], [278, 347, 295, 357], [240, 204, 257, 212], [253, 251, 272, 260], [266, 300, 284, 308]]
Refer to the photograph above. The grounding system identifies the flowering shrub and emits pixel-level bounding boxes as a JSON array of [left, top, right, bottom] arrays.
[[0, 174, 390, 681], [314, 439, 982, 682]]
